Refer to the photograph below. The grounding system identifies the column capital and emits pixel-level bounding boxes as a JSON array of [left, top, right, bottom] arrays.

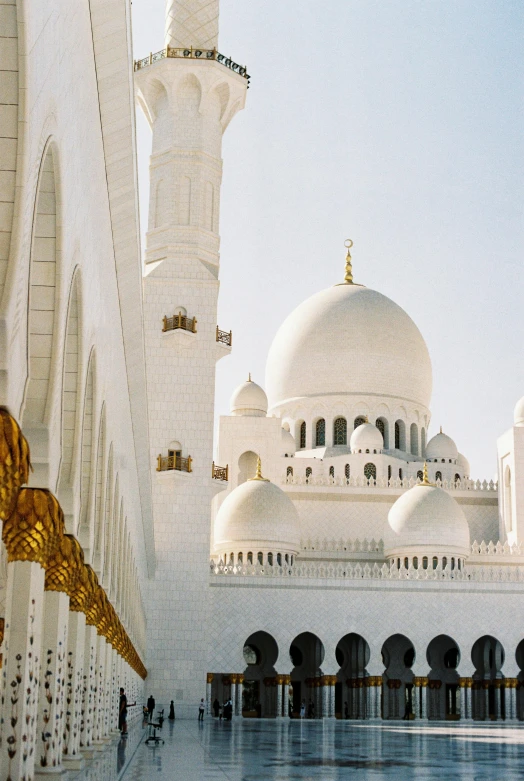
[[0, 406, 31, 522], [3, 488, 64, 567], [206, 672, 214, 684]]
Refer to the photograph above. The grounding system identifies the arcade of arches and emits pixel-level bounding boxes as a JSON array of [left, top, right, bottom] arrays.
[[207, 632, 524, 722]]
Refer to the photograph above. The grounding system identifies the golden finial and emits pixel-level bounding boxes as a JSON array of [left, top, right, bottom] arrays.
[[364, 415, 369, 424], [419, 461, 433, 486], [343, 239, 354, 284], [248, 372, 252, 382], [249, 455, 269, 482], [439, 425, 443, 434]]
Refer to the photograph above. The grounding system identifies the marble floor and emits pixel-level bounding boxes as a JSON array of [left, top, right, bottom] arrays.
[[69, 719, 524, 780]]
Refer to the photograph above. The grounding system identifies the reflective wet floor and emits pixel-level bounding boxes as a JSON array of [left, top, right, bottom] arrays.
[[70, 719, 524, 780]]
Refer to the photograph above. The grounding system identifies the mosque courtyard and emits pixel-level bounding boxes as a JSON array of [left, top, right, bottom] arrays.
[[70, 718, 524, 780]]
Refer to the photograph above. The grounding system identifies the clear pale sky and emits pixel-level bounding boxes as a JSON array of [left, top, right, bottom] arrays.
[[132, 0, 524, 479]]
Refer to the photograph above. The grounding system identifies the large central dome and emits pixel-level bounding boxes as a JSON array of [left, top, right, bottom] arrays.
[[265, 283, 432, 411]]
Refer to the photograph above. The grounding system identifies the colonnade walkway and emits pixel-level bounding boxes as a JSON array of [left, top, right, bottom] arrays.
[[70, 717, 524, 780]]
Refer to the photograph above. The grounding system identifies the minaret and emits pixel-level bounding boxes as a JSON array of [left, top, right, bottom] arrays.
[[135, 0, 248, 715]]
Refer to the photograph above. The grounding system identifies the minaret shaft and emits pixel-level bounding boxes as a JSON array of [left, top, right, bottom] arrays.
[[165, 0, 219, 49]]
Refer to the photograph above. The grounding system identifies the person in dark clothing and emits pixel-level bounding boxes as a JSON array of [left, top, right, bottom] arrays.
[[344, 701, 349, 719], [168, 701, 175, 720], [213, 698, 220, 717], [119, 688, 136, 734], [147, 694, 156, 720]]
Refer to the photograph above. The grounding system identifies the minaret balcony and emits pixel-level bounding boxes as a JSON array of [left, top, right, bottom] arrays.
[[134, 46, 250, 86], [212, 462, 229, 481], [157, 453, 192, 473], [163, 313, 197, 334], [216, 326, 232, 361]]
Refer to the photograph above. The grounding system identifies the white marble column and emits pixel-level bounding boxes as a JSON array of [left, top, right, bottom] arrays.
[[483, 682, 490, 720], [230, 678, 238, 718], [275, 676, 283, 718], [283, 677, 290, 718], [109, 648, 120, 735], [460, 679, 471, 720], [328, 680, 336, 718], [421, 681, 428, 720], [62, 610, 86, 766], [0, 561, 46, 781], [80, 624, 98, 751], [206, 674, 213, 715], [35, 590, 70, 777], [507, 680, 517, 721]]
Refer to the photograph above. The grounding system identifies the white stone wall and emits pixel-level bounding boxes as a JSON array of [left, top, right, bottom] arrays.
[[209, 577, 524, 679]]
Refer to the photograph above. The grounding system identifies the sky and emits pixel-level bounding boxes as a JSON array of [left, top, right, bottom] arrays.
[[131, 0, 524, 480]]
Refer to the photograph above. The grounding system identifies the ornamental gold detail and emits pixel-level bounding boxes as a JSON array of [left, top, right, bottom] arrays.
[[3, 488, 64, 566], [0, 406, 31, 522]]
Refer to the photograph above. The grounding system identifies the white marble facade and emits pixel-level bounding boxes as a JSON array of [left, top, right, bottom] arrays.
[[1, 8, 524, 781]]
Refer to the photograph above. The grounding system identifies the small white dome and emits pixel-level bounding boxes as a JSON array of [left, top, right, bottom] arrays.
[[230, 376, 268, 417], [214, 474, 300, 554], [514, 396, 524, 426], [456, 453, 470, 478], [281, 427, 296, 456], [384, 482, 470, 558], [350, 422, 383, 453], [425, 430, 458, 461]]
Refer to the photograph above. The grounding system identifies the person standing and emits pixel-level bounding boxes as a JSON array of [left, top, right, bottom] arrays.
[[147, 694, 156, 720], [213, 698, 220, 717], [168, 701, 175, 720], [198, 698, 205, 721], [300, 699, 306, 719], [119, 687, 136, 735]]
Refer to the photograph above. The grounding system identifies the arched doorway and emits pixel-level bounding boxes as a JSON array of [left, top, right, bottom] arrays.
[[335, 633, 370, 719], [471, 635, 505, 720], [381, 634, 415, 719], [515, 639, 524, 720], [241, 631, 279, 718], [289, 632, 325, 718], [426, 635, 461, 719]]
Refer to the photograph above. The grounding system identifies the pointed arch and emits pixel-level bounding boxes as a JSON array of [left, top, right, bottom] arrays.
[[21, 143, 60, 473], [77, 348, 95, 540], [103, 470, 118, 588], [94, 438, 112, 576], [56, 270, 82, 524]]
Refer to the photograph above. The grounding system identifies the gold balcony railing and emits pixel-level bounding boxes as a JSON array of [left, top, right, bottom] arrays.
[[157, 454, 192, 473], [163, 312, 197, 334], [212, 462, 228, 481], [134, 46, 250, 86], [216, 326, 232, 347]]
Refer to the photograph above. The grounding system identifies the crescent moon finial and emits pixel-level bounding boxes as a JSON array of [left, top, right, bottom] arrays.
[[343, 238, 354, 284]]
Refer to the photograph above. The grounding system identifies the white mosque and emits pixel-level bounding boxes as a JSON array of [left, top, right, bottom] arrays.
[[0, 0, 522, 776]]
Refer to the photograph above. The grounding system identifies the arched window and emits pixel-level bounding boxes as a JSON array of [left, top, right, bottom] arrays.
[[375, 417, 389, 448], [413, 556, 418, 569], [267, 552, 273, 566], [399, 468, 403, 480], [299, 421, 306, 449], [238, 552, 243, 564], [410, 423, 418, 455], [388, 465, 392, 481], [334, 417, 347, 445], [451, 557, 455, 570], [442, 556, 447, 570], [364, 463, 376, 481], [257, 552, 263, 565], [404, 557, 409, 569], [397, 558, 401, 569], [287, 466, 293, 477], [422, 556, 428, 570], [277, 553, 282, 566], [420, 427, 426, 456], [394, 420, 406, 450], [454, 473, 461, 483], [505, 466, 513, 532], [354, 416, 366, 429], [435, 471, 442, 482], [417, 470, 423, 481], [285, 554, 289, 564], [247, 552, 253, 564], [315, 418, 325, 447], [305, 467, 312, 482], [345, 464, 350, 480], [329, 466, 335, 478], [432, 557, 438, 570]]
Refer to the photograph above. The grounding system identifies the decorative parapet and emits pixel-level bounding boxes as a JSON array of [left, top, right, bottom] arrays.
[[301, 537, 383, 554], [157, 453, 192, 473], [134, 46, 250, 84], [470, 540, 524, 557], [162, 312, 197, 334], [212, 462, 228, 481], [210, 559, 524, 584], [285, 475, 498, 492], [216, 326, 232, 347]]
